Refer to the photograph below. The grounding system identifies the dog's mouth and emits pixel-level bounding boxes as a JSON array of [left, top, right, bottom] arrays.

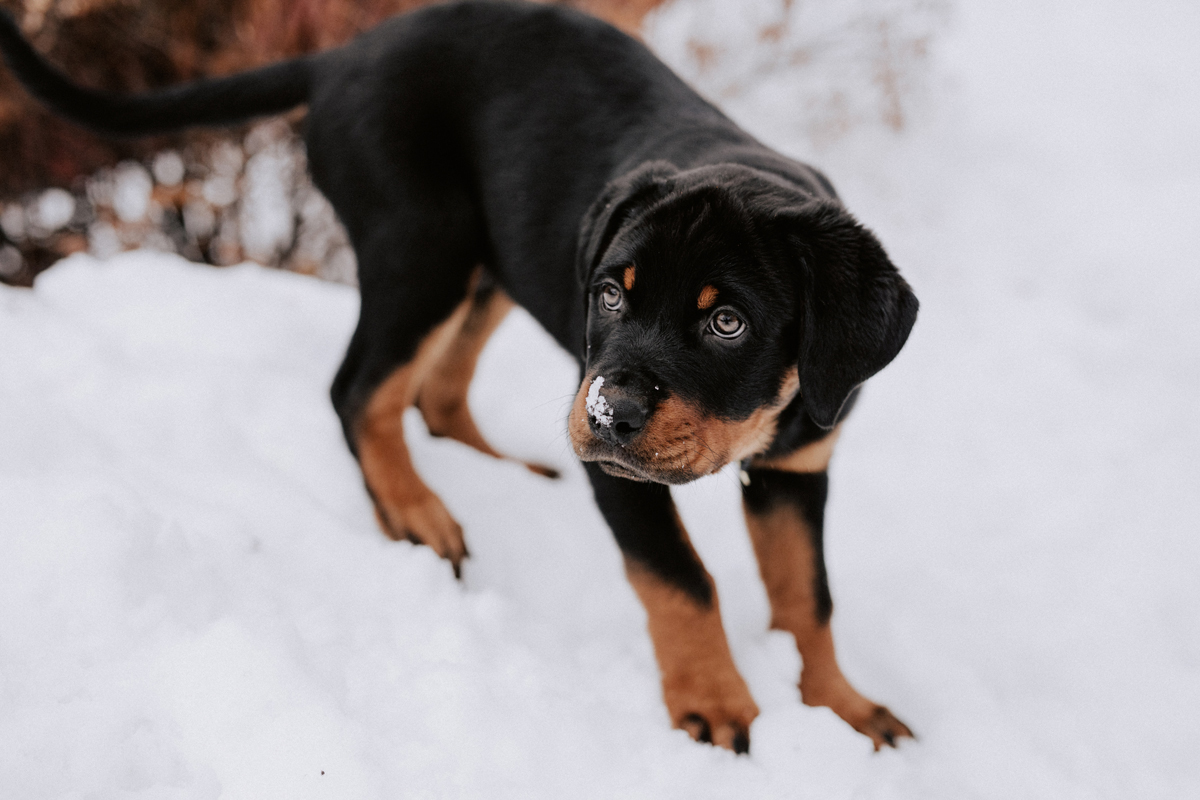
[[588, 450, 710, 485], [594, 459, 652, 482], [567, 374, 743, 485], [566, 368, 800, 485]]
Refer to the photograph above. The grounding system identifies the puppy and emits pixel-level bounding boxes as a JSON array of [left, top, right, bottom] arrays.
[[0, 0, 917, 753]]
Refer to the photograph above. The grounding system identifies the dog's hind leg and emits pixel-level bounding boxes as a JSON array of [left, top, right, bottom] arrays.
[[415, 272, 559, 479], [330, 211, 484, 577], [742, 434, 914, 749]]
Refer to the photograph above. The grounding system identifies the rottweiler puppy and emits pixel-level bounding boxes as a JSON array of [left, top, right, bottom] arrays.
[[0, 0, 917, 753]]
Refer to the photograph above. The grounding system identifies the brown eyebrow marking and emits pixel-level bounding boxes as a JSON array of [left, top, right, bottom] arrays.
[[623, 265, 636, 291], [697, 285, 719, 310]]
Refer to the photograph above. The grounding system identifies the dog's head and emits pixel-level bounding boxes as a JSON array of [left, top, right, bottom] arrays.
[[567, 162, 918, 484]]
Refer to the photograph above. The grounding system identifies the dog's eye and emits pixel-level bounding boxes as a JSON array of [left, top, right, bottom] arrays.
[[709, 309, 746, 339], [599, 282, 623, 312]]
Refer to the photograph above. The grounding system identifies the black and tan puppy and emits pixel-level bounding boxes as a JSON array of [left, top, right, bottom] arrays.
[[0, 0, 917, 754]]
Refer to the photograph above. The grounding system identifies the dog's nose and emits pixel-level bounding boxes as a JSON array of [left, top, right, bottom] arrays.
[[592, 395, 649, 446]]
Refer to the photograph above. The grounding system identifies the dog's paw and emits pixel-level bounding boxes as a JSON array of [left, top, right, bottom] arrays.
[[679, 712, 752, 754], [376, 494, 468, 577], [665, 676, 759, 754], [851, 705, 914, 751]]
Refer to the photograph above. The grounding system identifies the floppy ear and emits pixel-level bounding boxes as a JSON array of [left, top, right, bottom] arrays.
[[785, 200, 918, 429], [576, 160, 678, 284]]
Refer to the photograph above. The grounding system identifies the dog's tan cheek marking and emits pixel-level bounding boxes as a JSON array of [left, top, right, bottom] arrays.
[[697, 284, 718, 310], [623, 265, 636, 291], [724, 367, 801, 462], [629, 368, 800, 477], [777, 366, 801, 405], [687, 367, 800, 468], [625, 555, 758, 750], [633, 395, 745, 479], [634, 394, 699, 466], [356, 298, 473, 567]]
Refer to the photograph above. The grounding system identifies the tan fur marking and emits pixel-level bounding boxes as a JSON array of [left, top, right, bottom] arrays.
[[357, 296, 475, 569], [642, 367, 800, 473], [625, 554, 758, 750], [753, 424, 843, 473], [743, 501, 912, 749], [697, 284, 719, 310], [623, 265, 636, 291], [568, 368, 800, 483], [417, 287, 512, 458], [415, 281, 559, 479]]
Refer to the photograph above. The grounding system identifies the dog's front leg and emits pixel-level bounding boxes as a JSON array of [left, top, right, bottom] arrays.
[[584, 463, 758, 753], [741, 463, 913, 750]]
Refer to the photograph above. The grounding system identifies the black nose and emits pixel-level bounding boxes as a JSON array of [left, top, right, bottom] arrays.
[[592, 395, 649, 446]]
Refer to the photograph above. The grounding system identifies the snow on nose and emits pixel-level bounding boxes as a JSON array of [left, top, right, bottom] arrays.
[[585, 376, 613, 428]]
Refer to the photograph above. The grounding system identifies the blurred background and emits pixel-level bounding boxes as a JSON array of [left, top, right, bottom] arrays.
[[0, 0, 691, 287], [0, 0, 675, 284], [0, 0, 938, 286]]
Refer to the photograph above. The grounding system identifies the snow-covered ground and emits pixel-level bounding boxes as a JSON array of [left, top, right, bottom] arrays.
[[2, 0, 1198, 797]]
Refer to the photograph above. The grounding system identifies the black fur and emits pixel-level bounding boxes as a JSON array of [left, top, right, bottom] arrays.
[[584, 462, 713, 605], [0, 0, 916, 436]]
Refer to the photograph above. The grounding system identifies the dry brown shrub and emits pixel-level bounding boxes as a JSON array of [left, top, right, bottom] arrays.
[[0, 0, 668, 285]]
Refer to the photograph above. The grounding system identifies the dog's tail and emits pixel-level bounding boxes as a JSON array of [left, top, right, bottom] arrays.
[[0, 9, 312, 137]]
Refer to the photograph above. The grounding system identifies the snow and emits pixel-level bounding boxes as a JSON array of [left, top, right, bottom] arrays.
[[0, 201, 25, 239], [2, 0, 1198, 797], [240, 130, 299, 264], [152, 151, 187, 188], [112, 161, 155, 224], [30, 188, 76, 234]]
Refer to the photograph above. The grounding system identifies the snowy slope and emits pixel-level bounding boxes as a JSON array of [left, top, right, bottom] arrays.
[[2, 0, 1198, 797]]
